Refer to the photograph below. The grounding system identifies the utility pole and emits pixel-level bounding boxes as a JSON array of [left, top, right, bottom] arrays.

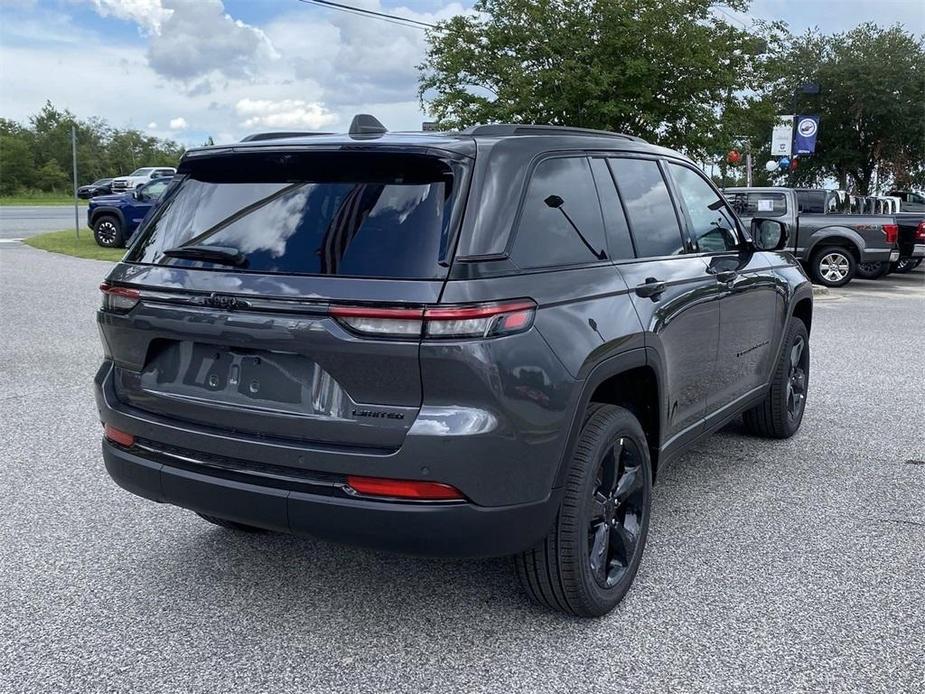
[[71, 126, 79, 239]]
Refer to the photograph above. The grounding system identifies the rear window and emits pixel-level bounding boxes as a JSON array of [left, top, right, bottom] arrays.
[[726, 191, 788, 218], [127, 152, 464, 279]]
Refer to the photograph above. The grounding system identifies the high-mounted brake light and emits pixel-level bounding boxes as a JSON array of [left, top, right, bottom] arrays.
[[104, 424, 135, 448], [346, 475, 464, 501], [99, 282, 140, 313], [881, 224, 899, 244], [330, 300, 537, 339]]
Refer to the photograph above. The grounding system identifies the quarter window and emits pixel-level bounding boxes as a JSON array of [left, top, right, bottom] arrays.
[[668, 164, 739, 253], [510, 157, 607, 269], [608, 158, 686, 258]]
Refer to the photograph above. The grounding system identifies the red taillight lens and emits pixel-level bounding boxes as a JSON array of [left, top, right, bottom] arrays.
[[100, 282, 140, 313], [916, 221, 925, 241], [104, 424, 135, 447], [346, 475, 464, 501], [882, 224, 899, 244], [330, 300, 536, 339]]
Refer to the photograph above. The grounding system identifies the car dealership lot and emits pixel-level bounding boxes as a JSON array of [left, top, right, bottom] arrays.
[[1, 244, 922, 693]]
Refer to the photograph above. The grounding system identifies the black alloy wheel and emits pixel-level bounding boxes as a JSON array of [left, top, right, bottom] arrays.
[[786, 334, 808, 423], [93, 216, 124, 248], [515, 404, 652, 617], [588, 436, 647, 589]]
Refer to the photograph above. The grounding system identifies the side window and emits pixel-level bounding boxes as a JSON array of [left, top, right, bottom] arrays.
[[667, 163, 739, 253], [510, 157, 607, 269], [143, 180, 168, 199], [608, 157, 686, 258], [589, 158, 635, 261]]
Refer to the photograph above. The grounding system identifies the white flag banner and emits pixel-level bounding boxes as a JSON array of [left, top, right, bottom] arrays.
[[771, 115, 794, 157]]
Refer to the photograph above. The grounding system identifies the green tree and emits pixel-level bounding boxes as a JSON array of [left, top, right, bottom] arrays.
[[742, 24, 925, 193], [418, 0, 762, 158]]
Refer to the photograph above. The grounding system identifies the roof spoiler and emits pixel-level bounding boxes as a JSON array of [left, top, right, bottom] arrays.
[[349, 114, 387, 136], [240, 131, 331, 142]]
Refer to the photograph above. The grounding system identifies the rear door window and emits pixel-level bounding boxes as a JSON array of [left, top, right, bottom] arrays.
[[726, 192, 788, 218], [127, 153, 464, 279], [608, 157, 686, 258], [510, 156, 607, 269], [589, 157, 635, 260]]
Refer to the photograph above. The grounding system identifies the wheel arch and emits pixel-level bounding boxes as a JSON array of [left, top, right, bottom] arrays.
[[791, 296, 813, 335], [89, 206, 126, 229], [553, 349, 663, 487], [806, 230, 863, 262]]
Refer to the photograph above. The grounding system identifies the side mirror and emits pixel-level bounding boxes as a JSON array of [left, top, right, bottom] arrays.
[[133, 188, 143, 200], [751, 218, 788, 251]]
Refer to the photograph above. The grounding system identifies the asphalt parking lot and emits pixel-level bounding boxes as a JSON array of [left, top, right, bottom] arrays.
[[2, 244, 923, 693]]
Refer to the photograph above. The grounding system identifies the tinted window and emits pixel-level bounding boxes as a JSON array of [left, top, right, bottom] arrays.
[[510, 157, 606, 269], [589, 157, 635, 260], [796, 190, 826, 213], [726, 191, 788, 218], [128, 153, 461, 279], [668, 164, 739, 253], [608, 158, 685, 257]]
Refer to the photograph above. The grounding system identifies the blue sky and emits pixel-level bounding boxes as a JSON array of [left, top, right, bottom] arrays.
[[1, 0, 922, 146]]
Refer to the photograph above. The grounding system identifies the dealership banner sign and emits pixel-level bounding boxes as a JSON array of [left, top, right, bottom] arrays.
[[771, 115, 794, 156], [794, 115, 820, 155]]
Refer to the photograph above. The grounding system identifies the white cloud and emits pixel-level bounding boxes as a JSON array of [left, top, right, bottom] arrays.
[[89, 0, 172, 34], [235, 99, 336, 129], [146, 0, 278, 81], [147, 121, 157, 129], [168, 117, 187, 130]]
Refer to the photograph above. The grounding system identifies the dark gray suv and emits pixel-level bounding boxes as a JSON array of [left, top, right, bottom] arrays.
[[95, 119, 813, 617]]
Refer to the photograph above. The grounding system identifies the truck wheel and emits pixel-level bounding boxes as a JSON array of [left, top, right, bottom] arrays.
[[810, 247, 855, 287], [93, 215, 125, 248], [891, 258, 921, 274], [855, 261, 889, 280], [196, 512, 267, 532], [743, 318, 809, 439], [514, 405, 652, 617]]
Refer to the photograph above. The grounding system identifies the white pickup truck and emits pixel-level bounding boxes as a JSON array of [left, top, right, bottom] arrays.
[[111, 166, 176, 193]]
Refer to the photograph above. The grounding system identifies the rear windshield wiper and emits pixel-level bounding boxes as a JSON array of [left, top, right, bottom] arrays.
[[161, 245, 247, 267]]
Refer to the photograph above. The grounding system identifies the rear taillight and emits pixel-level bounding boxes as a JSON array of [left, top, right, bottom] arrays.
[[882, 224, 899, 244], [346, 475, 464, 501], [104, 424, 135, 447], [916, 221, 925, 242], [99, 282, 140, 313], [330, 300, 536, 339]]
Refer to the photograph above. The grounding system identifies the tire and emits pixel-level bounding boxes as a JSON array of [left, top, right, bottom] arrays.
[[196, 512, 267, 532], [891, 258, 921, 274], [515, 405, 652, 617], [93, 215, 125, 248], [810, 246, 856, 287], [743, 318, 809, 439], [855, 261, 890, 280]]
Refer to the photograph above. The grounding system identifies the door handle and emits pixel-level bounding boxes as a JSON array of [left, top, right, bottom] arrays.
[[635, 277, 667, 299], [709, 268, 738, 283]]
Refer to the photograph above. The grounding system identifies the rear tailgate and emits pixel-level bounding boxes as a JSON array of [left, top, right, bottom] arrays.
[[99, 148, 470, 451]]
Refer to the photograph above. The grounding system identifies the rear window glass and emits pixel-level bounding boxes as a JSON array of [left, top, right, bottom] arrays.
[[127, 153, 464, 279], [726, 191, 788, 218]]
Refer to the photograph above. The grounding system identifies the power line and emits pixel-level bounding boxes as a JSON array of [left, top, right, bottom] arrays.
[[295, 0, 436, 30]]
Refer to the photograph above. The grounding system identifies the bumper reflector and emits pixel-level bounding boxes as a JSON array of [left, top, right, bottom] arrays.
[[104, 424, 135, 448], [346, 475, 464, 501]]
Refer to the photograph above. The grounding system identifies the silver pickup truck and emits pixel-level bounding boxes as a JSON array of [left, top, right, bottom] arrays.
[[725, 186, 899, 287]]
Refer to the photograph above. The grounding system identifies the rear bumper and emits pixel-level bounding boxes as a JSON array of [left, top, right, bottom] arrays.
[[912, 244, 925, 258], [102, 439, 559, 557]]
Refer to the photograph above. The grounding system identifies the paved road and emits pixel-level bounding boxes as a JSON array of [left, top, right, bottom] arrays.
[[0, 205, 84, 240], [1, 244, 923, 693]]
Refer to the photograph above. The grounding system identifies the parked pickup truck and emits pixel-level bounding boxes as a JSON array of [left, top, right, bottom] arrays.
[[725, 186, 899, 287], [88, 177, 174, 248], [893, 213, 925, 273]]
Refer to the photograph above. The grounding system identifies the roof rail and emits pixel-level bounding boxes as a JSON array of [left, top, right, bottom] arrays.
[[461, 123, 646, 143], [240, 131, 332, 142]]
